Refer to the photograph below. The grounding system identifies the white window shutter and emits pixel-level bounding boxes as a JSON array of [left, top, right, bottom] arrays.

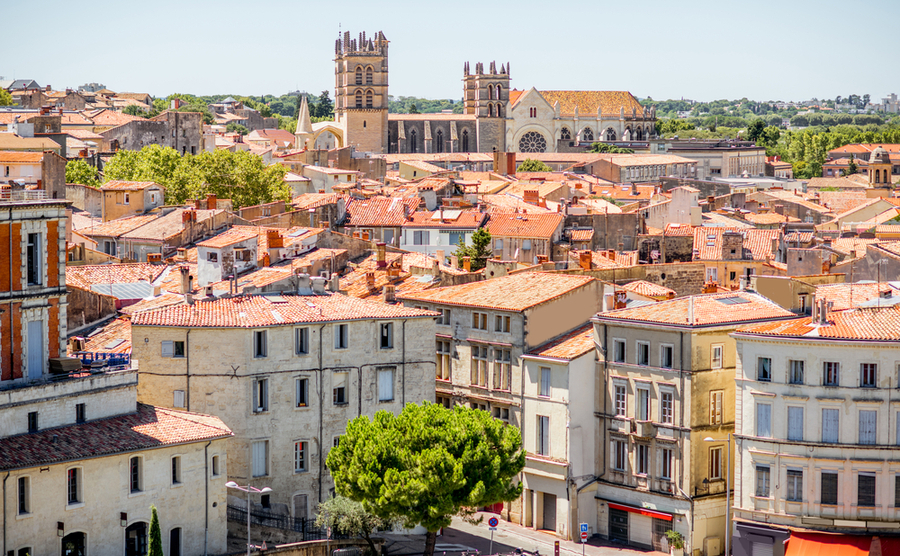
[[823, 409, 839, 442], [788, 407, 803, 441], [757, 403, 771, 437], [378, 369, 393, 401], [161, 341, 173, 357], [252, 382, 259, 412]]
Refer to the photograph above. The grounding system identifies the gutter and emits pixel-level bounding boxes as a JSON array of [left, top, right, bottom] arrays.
[[3, 471, 8, 556], [317, 323, 326, 503], [204, 440, 211, 556]]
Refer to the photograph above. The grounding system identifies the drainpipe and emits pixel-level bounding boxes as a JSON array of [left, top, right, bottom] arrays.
[[317, 323, 327, 503], [401, 319, 407, 406], [204, 440, 211, 556], [679, 330, 688, 545], [186, 329, 191, 411], [3, 471, 9, 556]]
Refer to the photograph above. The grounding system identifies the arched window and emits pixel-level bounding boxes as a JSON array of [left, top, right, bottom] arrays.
[[560, 127, 571, 141], [355, 90, 363, 108], [488, 84, 494, 99], [462, 129, 469, 152], [495, 84, 502, 100], [62, 532, 86, 556], [581, 127, 594, 141], [488, 104, 494, 117], [529, 107, 537, 118], [355, 67, 363, 85], [636, 127, 643, 140], [497, 104, 503, 118], [366, 90, 373, 108], [365, 66, 373, 85], [436, 130, 444, 153], [605, 128, 617, 141], [125, 522, 149, 556], [518, 131, 547, 153], [409, 129, 418, 154]]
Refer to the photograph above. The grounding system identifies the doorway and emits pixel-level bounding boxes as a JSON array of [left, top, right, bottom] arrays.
[[608, 508, 628, 544], [541, 493, 557, 532], [125, 522, 148, 556], [27, 320, 43, 380], [61, 532, 86, 556]]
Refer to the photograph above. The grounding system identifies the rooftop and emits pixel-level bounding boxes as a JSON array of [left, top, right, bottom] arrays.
[[736, 304, 900, 342], [100, 180, 162, 191], [486, 212, 564, 239], [594, 291, 795, 327], [343, 197, 420, 227], [526, 324, 595, 361]]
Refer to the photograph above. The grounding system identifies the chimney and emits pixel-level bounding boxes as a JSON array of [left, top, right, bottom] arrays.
[[702, 280, 719, 294], [536, 254, 548, 264], [450, 255, 459, 268], [608, 249, 616, 261], [45, 84, 51, 92], [707, 195, 715, 205], [365, 271, 376, 290], [579, 250, 592, 270], [436, 249, 445, 264], [147, 253, 163, 264], [329, 272, 340, 292], [206, 194, 217, 210], [193, 199, 202, 210], [818, 298, 828, 325], [614, 290, 627, 309], [667, 291, 676, 300], [262, 252, 271, 267], [179, 266, 191, 294], [176, 247, 187, 261], [463, 256, 471, 272], [376, 242, 387, 269], [383, 284, 396, 304], [507, 152, 516, 176], [523, 190, 539, 205], [185, 293, 194, 305]]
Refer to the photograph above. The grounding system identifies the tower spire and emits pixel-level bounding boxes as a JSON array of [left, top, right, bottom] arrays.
[[296, 94, 313, 135]]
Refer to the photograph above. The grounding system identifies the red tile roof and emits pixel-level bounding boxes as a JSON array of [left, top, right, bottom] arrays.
[[292, 193, 340, 210], [402, 210, 487, 229], [100, 180, 161, 191], [121, 209, 222, 242], [570, 229, 594, 242], [481, 194, 553, 214], [0, 151, 45, 163], [344, 197, 419, 227], [814, 282, 898, 311], [66, 263, 167, 291], [196, 227, 259, 249], [80, 214, 159, 238], [621, 280, 675, 298], [71, 317, 132, 355], [692, 227, 780, 261], [595, 291, 794, 327], [131, 293, 438, 328], [119, 292, 186, 316], [0, 404, 232, 471], [486, 212, 564, 239], [526, 324, 594, 361], [736, 305, 900, 341], [398, 272, 596, 311]]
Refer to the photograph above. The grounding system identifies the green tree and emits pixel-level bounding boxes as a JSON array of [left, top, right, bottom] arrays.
[[65, 159, 100, 188], [315, 496, 396, 556], [517, 158, 551, 172], [327, 403, 525, 556], [453, 227, 492, 271], [226, 123, 249, 135], [148, 505, 163, 556], [315, 90, 333, 119], [408, 103, 419, 114], [589, 143, 634, 154], [122, 105, 146, 117], [746, 119, 766, 142], [0, 89, 16, 106], [841, 154, 859, 176]]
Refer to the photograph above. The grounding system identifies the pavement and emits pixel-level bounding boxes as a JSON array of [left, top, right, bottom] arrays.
[[381, 512, 666, 556]]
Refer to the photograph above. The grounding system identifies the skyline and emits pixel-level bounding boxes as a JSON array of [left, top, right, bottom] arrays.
[[3, 0, 898, 104]]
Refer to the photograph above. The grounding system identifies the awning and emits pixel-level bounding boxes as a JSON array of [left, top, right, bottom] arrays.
[[783, 531, 900, 556], [607, 502, 672, 521]]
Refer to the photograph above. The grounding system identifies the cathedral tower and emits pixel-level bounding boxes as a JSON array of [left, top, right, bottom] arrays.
[[463, 61, 510, 152], [335, 31, 389, 154]]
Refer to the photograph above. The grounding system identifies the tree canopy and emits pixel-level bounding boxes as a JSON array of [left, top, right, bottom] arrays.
[[65, 159, 101, 188], [453, 227, 492, 271], [315, 496, 396, 556], [327, 403, 525, 556], [0, 89, 14, 106], [517, 158, 551, 172], [589, 143, 634, 154]]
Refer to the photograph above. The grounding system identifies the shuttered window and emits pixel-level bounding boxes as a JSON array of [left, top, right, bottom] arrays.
[[615, 385, 627, 416], [637, 388, 650, 421], [859, 410, 877, 444], [786, 469, 803, 501], [756, 403, 772, 438], [536, 415, 549, 455], [787, 406, 804, 441], [612, 439, 626, 471], [710, 390, 723, 425], [252, 440, 268, 477], [660, 391, 673, 424], [757, 357, 772, 382], [822, 408, 840, 443], [823, 362, 840, 386], [252, 379, 268, 413], [539, 367, 551, 397], [660, 448, 672, 479], [821, 472, 838, 505], [756, 465, 770, 497], [858, 474, 876, 507], [895, 475, 900, 507], [789, 360, 804, 384], [377, 368, 394, 402]]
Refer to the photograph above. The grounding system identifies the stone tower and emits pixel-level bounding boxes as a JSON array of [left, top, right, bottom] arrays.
[[335, 30, 389, 154], [463, 61, 509, 152], [868, 146, 892, 187], [295, 94, 314, 149]]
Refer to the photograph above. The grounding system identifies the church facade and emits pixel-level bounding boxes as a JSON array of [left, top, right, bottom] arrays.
[[325, 31, 656, 155]]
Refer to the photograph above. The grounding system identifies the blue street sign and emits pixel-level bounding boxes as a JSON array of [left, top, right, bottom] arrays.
[[580, 523, 589, 533]]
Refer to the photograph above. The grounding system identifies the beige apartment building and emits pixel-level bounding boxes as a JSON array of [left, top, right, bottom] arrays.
[[100, 180, 164, 222], [131, 288, 437, 521], [591, 292, 794, 555]]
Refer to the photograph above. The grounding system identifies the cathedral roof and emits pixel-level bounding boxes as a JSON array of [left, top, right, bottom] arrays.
[[511, 90, 644, 117]]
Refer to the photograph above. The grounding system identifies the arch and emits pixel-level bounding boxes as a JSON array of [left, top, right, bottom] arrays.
[[365, 65, 374, 85], [644, 126, 650, 139], [488, 84, 494, 99], [61, 532, 86, 556], [605, 128, 617, 141], [875, 169, 881, 183], [636, 127, 643, 140], [581, 127, 594, 141], [365, 89, 374, 108], [355, 66, 363, 85], [355, 89, 363, 108], [436, 129, 444, 153], [497, 104, 503, 118], [462, 129, 469, 152], [125, 522, 149, 556], [409, 128, 418, 153], [488, 104, 494, 117], [310, 124, 344, 149], [560, 127, 571, 141], [495, 84, 502, 100], [518, 131, 547, 153]]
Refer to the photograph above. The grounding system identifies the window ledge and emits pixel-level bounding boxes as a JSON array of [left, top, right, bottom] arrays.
[[294, 405, 311, 410], [65, 502, 85, 511], [171, 482, 183, 489], [127, 490, 145, 499], [294, 470, 308, 475], [15, 512, 33, 521]]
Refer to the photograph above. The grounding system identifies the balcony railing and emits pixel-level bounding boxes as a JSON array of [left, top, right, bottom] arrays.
[[0, 189, 48, 202], [71, 351, 132, 369]]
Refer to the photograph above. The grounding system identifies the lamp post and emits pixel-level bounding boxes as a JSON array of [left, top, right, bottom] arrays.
[[704, 434, 732, 555], [226, 481, 273, 556]]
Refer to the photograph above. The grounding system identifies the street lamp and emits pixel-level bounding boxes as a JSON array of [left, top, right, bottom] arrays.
[[704, 434, 732, 556], [226, 481, 273, 556]]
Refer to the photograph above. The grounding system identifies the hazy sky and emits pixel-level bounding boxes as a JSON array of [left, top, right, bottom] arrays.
[[3, 0, 896, 103]]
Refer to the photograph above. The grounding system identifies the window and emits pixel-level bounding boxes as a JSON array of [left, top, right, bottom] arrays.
[[895, 475, 900, 507], [787, 406, 804, 441], [756, 403, 772, 437], [76, 402, 86, 423], [436, 340, 451, 381], [333, 372, 348, 405], [173, 390, 185, 409], [539, 367, 551, 397], [637, 388, 650, 421], [615, 384, 627, 416], [211, 455, 220, 477], [206, 252, 218, 263], [294, 441, 308, 472], [26, 233, 42, 285], [636, 342, 649, 366], [858, 473, 876, 507], [254, 330, 267, 358], [495, 315, 510, 333], [711, 344, 723, 369], [296, 377, 308, 407], [613, 339, 625, 363], [709, 390, 723, 425], [472, 312, 487, 330], [27, 411, 38, 433], [789, 360, 805, 385], [660, 447, 673, 479], [660, 391, 673, 424], [252, 440, 269, 477], [493, 406, 510, 422], [253, 378, 268, 413], [380, 323, 393, 349], [521, 239, 532, 251], [413, 230, 429, 245], [494, 238, 503, 251], [334, 324, 348, 349], [756, 466, 770, 497], [365, 90, 373, 108], [612, 439, 627, 471], [171, 456, 181, 485], [822, 408, 840, 443], [438, 308, 451, 325], [560, 127, 571, 141], [295, 327, 309, 355], [493, 349, 511, 390], [170, 528, 182, 556], [821, 472, 838, 505], [757, 357, 772, 382], [518, 131, 547, 153], [861, 363, 877, 387], [17, 476, 29, 515], [636, 444, 649, 475], [824, 361, 840, 386], [130, 456, 142, 493], [378, 368, 394, 401], [660, 345, 673, 369], [859, 410, 877, 444], [471, 345, 488, 387], [67, 468, 82, 504], [355, 90, 362, 108], [536, 415, 549, 455], [161, 340, 185, 358], [334, 436, 341, 448], [709, 447, 722, 479], [786, 469, 803, 502]]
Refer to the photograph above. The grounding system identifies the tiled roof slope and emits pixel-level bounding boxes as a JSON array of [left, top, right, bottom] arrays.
[[621, 280, 675, 298], [813, 282, 898, 311], [80, 214, 159, 238], [101, 180, 161, 191], [0, 404, 232, 471], [692, 227, 780, 261], [736, 305, 900, 341], [131, 293, 438, 328], [595, 291, 794, 327], [398, 272, 595, 311], [66, 263, 167, 290], [525, 90, 644, 117], [403, 210, 487, 229], [72, 317, 132, 355], [344, 197, 419, 227], [527, 324, 594, 361], [486, 212, 564, 238]]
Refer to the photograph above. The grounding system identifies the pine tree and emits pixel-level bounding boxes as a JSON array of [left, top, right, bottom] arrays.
[[148, 505, 163, 556]]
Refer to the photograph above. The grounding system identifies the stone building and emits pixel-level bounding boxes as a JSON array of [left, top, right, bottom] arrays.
[[130, 292, 438, 521], [100, 180, 165, 222], [100, 110, 203, 155]]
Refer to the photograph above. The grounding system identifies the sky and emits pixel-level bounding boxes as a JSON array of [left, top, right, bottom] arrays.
[[3, 0, 897, 104]]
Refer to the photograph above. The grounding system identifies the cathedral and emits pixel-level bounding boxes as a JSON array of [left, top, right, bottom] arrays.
[[296, 31, 656, 155]]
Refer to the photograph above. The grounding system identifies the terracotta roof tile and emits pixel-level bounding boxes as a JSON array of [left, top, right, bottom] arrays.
[[66, 263, 168, 291], [100, 180, 162, 191], [595, 291, 794, 327], [486, 212, 564, 239], [736, 305, 900, 341], [570, 229, 594, 242], [692, 227, 780, 261], [403, 210, 487, 229], [119, 292, 186, 316], [481, 194, 552, 214], [0, 404, 232, 471], [344, 197, 419, 227], [518, 90, 644, 117], [830, 237, 879, 257], [621, 280, 675, 298], [80, 214, 159, 239], [121, 209, 222, 242], [196, 227, 259, 249], [527, 324, 594, 361], [814, 282, 898, 311], [71, 317, 132, 355], [0, 151, 46, 163], [292, 193, 340, 210], [742, 212, 799, 225]]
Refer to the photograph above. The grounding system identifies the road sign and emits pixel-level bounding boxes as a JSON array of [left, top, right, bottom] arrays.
[[581, 532, 588, 543], [488, 516, 499, 528], [580, 523, 589, 534]]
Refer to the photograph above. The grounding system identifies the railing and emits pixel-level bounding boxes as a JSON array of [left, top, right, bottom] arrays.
[[0, 189, 48, 202], [227, 505, 347, 540], [71, 351, 132, 369]]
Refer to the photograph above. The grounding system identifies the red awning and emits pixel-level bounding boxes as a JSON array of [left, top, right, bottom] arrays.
[[607, 502, 672, 521], [784, 532, 870, 556]]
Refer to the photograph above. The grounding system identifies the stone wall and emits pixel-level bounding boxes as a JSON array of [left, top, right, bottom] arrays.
[[66, 285, 116, 332], [563, 213, 643, 251], [66, 184, 103, 217], [636, 234, 695, 264], [554, 262, 707, 296]]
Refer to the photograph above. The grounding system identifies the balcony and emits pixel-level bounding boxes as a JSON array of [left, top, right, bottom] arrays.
[[635, 420, 656, 438], [0, 189, 49, 202]]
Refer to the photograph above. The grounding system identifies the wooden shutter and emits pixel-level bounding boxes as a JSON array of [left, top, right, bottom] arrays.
[[161, 341, 174, 357], [860, 410, 877, 444], [756, 403, 771, 437], [823, 408, 839, 443], [788, 407, 804, 441], [252, 441, 267, 477]]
